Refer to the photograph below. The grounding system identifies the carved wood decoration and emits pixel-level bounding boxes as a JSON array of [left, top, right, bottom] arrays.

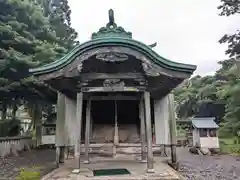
[[103, 79, 125, 91], [66, 47, 187, 78], [135, 78, 147, 86], [38, 47, 189, 81], [38, 47, 189, 97], [77, 62, 83, 72], [96, 52, 128, 62], [103, 79, 124, 87], [141, 61, 160, 77]]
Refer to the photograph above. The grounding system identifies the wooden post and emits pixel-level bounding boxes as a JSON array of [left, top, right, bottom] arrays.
[[144, 91, 154, 173], [64, 97, 77, 159], [84, 99, 91, 164], [168, 93, 178, 169], [90, 116, 93, 141], [56, 93, 66, 165], [56, 147, 60, 167], [140, 97, 147, 162], [113, 100, 118, 157], [76, 92, 83, 170]]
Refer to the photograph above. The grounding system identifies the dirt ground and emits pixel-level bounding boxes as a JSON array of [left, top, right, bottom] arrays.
[[178, 147, 240, 180], [0, 148, 240, 180], [0, 149, 56, 180]]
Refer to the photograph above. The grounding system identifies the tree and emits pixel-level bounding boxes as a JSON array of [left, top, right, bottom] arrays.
[[0, 0, 67, 95], [218, 0, 240, 58], [38, 0, 79, 49]]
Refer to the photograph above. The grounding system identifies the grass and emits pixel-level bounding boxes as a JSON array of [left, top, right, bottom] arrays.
[[220, 137, 240, 156], [16, 167, 41, 180]]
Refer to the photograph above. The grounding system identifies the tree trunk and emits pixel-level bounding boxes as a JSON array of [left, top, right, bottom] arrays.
[[1, 101, 7, 120]]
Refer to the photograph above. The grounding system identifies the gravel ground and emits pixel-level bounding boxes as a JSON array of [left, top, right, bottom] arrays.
[[178, 147, 240, 180], [1, 148, 240, 180], [0, 149, 56, 180]]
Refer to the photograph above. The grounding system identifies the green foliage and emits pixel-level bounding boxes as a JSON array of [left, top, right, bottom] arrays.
[[38, 0, 79, 49], [174, 75, 221, 119], [0, 118, 21, 137], [0, 0, 78, 100], [174, 2, 240, 136], [0, 0, 77, 136], [220, 137, 240, 155], [174, 59, 240, 136], [16, 168, 40, 180], [218, 1, 240, 58]]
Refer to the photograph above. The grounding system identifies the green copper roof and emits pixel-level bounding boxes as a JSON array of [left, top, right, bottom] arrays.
[[30, 9, 196, 75]]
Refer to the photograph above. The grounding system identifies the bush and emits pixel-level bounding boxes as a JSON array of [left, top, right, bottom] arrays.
[[16, 168, 41, 180], [230, 147, 240, 155]]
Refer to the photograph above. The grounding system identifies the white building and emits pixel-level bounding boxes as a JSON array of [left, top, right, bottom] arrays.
[[192, 117, 219, 149]]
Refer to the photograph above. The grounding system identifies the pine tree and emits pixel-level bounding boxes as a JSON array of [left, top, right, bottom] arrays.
[[0, 0, 67, 100], [39, 0, 79, 49]]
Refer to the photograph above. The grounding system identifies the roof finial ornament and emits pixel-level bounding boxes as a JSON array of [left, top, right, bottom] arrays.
[[108, 9, 115, 26], [91, 9, 132, 39]]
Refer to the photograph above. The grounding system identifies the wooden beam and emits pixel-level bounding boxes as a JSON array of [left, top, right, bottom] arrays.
[[81, 86, 146, 92], [83, 95, 141, 101], [144, 91, 154, 173], [80, 73, 145, 80]]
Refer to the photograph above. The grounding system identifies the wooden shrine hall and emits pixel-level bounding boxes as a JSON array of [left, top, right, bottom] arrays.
[[30, 9, 196, 173]]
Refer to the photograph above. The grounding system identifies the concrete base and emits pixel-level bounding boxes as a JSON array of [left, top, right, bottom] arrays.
[[72, 169, 80, 174], [140, 159, 147, 163], [83, 160, 90, 164], [42, 156, 182, 180], [146, 168, 155, 173]]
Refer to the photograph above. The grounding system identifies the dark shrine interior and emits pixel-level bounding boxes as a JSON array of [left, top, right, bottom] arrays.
[[91, 100, 140, 126], [81, 100, 140, 140], [80, 93, 155, 140]]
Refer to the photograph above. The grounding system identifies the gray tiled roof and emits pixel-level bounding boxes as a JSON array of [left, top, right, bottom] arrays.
[[192, 117, 219, 129]]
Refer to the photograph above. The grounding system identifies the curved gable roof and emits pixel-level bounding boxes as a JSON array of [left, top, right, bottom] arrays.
[[30, 9, 196, 76]]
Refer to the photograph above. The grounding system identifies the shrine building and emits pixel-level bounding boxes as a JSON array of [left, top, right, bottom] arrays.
[[30, 9, 196, 173]]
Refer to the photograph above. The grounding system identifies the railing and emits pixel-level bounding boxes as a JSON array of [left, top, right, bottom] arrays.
[[0, 136, 33, 157]]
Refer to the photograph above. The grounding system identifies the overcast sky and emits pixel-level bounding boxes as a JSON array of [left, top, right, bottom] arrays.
[[68, 0, 240, 76]]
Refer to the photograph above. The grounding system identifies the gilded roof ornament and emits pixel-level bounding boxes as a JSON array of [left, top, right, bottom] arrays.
[[91, 9, 132, 39]]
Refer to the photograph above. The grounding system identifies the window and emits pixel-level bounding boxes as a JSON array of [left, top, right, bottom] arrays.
[[199, 128, 208, 137]]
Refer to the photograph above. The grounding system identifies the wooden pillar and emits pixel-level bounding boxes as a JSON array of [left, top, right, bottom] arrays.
[[64, 96, 77, 159], [76, 92, 83, 170], [168, 93, 178, 169], [84, 99, 91, 164], [113, 100, 118, 157], [144, 91, 154, 173], [139, 97, 146, 162], [56, 92, 66, 165], [90, 116, 93, 140]]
